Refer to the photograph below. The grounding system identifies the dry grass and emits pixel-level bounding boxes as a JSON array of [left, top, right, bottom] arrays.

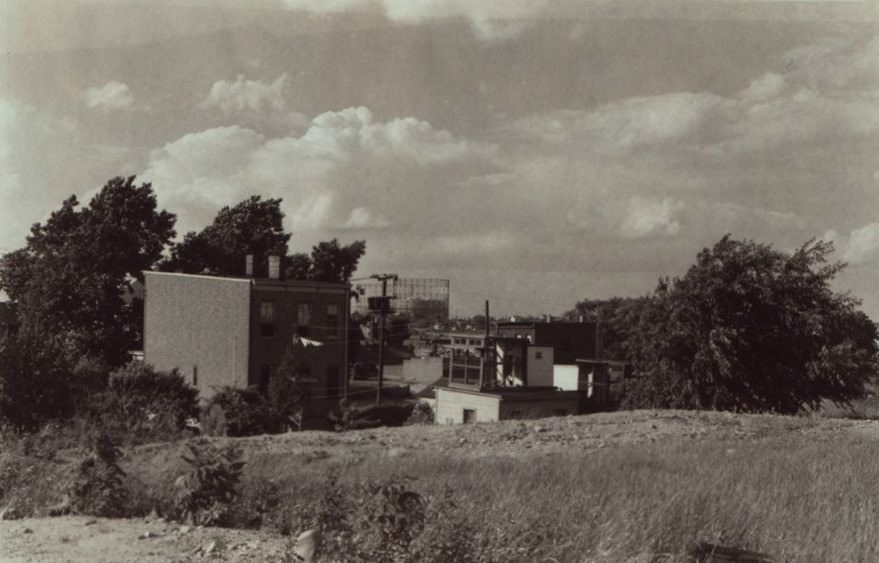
[[6, 411, 879, 562]]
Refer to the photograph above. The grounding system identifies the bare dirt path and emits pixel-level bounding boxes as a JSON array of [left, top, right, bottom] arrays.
[[0, 515, 293, 563]]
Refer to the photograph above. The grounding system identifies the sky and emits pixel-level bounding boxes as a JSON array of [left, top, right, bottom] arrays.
[[1, 0, 878, 318]]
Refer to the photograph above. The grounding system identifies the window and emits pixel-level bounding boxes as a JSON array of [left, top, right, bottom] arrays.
[[192, 365, 198, 387], [326, 303, 340, 337], [297, 303, 311, 337], [260, 302, 276, 338], [535, 351, 543, 360], [463, 408, 477, 424], [259, 365, 273, 393]]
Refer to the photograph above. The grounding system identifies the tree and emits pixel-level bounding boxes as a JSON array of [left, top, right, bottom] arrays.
[[298, 239, 366, 283], [0, 177, 176, 368], [623, 235, 878, 414], [164, 195, 290, 276]]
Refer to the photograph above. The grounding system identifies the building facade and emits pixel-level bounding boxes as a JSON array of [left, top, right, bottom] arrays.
[[143, 271, 349, 419]]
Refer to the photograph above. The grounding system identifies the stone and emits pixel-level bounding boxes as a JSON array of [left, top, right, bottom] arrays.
[[292, 529, 319, 563]]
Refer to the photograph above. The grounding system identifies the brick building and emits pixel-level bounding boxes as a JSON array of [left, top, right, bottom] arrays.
[[143, 271, 349, 421]]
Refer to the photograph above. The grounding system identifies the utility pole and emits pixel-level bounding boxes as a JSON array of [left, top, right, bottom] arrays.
[[371, 274, 397, 405], [481, 300, 492, 389]]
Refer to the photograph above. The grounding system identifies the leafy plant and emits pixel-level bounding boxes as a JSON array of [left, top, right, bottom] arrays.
[[204, 387, 280, 437], [173, 438, 245, 526]]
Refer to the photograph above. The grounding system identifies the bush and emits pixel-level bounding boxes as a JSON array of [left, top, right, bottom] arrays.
[[404, 401, 434, 425], [89, 362, 199, 444], [330, 401, 415, 431], [203, 387, 281, 437], [71, 433, 128, 517], [173, 438, 246, 526]]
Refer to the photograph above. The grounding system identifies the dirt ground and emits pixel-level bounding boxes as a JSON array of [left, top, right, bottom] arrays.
[[2, 409, 875, 562]]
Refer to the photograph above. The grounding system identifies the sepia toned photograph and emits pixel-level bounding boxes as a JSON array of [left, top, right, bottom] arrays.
[[1, 1, 878, 561]]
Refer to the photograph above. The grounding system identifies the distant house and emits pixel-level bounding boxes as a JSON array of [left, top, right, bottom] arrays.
[[495, 321, 599, 364], [435, 384, 580, 425], [143, 269, 349, 425], [431, 319, 625, 424]]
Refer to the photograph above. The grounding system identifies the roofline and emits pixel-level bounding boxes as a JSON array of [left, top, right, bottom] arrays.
[[143, 271, 252, 284], [142, 270, 348, 289]]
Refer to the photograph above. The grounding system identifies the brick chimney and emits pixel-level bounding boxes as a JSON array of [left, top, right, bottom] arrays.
[[245, 254, 254, 277], [268, 255, 281, 279]]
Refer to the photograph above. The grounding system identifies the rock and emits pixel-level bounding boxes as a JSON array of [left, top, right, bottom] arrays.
[[293, 529, 319, 563], [22, 527, 33, 534], [138, 531, 162, 540], [178, 525, 191, 534], [84, 519, 98, 526]]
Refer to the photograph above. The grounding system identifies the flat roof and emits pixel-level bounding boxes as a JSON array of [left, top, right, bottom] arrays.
[[143, 270, 347, 289]]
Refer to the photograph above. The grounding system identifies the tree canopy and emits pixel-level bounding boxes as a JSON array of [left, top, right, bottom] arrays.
[[618, 235, 878, 414], [0, 177, 176, 367], [163, 195, 290, 277], [162, 196, 366, 283]]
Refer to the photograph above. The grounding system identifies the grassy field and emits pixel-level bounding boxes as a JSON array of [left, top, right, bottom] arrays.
[[5, 410, 879, 561]]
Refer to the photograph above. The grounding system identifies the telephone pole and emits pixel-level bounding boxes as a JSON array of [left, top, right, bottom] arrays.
[[371, 274, 397, 405]]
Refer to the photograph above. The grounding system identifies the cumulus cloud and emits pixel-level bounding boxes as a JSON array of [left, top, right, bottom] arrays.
[[84, 81, 134, 110], [200, 74, 288, 115], [142, 106, 497, 236]]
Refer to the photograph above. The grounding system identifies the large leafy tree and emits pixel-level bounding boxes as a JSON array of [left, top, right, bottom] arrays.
[[164, 195, 290, 276], [623, 235, 878, 414], [0, 176, 176, 368], [304, 238, 366, 283]]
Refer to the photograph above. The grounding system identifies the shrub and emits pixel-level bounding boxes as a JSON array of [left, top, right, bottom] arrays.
[[404, 401, 434, 425], [71, 433, 128, 517], [173, 438, 245, 526], [204, 387, 281, 437], [330, 402, 415, 431], [89, 362, 199, 443]]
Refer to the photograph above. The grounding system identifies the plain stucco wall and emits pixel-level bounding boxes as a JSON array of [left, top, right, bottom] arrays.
[[526, 345, 554, 386], [435, 388, 500, 425], [553, 364, 580, 391], [144, 272, 251, 399]]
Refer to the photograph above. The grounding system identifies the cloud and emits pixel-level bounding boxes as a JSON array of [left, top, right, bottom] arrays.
[[511, 93, 722, 153], [84, 81, 134, 110], [200, 74, 288, 115], [141, 106, 497, 236], [620, 197, 683, 239], [282, 0, 550, 39], [842, 223, 879, 265]]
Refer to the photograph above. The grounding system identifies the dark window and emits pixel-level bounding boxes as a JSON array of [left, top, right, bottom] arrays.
[[326, 303, 340, 337], [463, 408, 477, 424], [535, 351, 543, 360], [260, 302, 276, 338], [192, 365, 198, 387], [260, 365, 273, 393]]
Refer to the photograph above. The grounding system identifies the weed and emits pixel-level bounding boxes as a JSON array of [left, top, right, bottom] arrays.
[[173, 438, 245, 526]]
